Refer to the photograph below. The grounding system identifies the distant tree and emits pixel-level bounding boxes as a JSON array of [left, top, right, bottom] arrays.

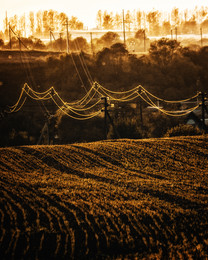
[[198, 6, 208, 24], [43, 11, 50, 35], [171, 8, 180, 27], [147, 10, 161, 36], [102, 11, 114, 30], [33, 38, 45, 49], [69, 16, 77, 30], [0, 39, 4, 48], [58, 12, 68, 32], [149, 38, 182, 67], [36, 11, 43, 36], [68, 16, 84, 30], [96, 10, 103, 29], [70, 37, 89, 52], [9, 15, 18, 32], [136, 10, 142, 29], [161, 21, 171, 35], [125, 10, 133, 32], [96, 43, 131, 83], [114, 13, 122, 30], [29, 12, 35, 36], [181, 19, 198, 34], [201, 19, 208, 33], [97, 31, 120, 48], [135, 29, 145, 40], [48, 10, 56, 32], [19, 14, 26, 37]]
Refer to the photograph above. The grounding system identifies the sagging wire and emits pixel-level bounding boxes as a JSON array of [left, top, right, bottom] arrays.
[[96, 81, 140, 95], [138, 91, 199, 117], [6, 82, 200, 119], [50, 94, 102, 120], [140, 85, 200, 103], [142, 90, 199, 114]]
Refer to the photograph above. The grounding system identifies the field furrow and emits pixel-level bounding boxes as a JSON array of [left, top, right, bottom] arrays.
[[0, 135, 207, 258]]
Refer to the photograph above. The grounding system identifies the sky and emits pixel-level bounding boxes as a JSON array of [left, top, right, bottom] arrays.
[[1, 0, 208, 30]]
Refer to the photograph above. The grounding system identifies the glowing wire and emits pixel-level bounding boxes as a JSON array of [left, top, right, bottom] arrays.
[[138, 92, 199, 116], [50, 95, 102, 120], [140, 85, 200, 103], [96, 82, 140, 95], [142, 91, 199, 114]]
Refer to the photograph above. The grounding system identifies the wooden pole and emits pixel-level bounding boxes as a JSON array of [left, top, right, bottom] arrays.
[[123, 10, 126, 45], [200, 27, 203, 47], [66, 18, 69, 54], [9, 23, 12, 49], [102, 97, 108, 140]]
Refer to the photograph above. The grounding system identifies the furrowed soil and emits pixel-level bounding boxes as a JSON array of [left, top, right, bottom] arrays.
[[0, 136, 207, 259]]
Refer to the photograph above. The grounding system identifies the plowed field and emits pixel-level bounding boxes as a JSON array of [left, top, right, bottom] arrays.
[[0, 136, 208, 259]]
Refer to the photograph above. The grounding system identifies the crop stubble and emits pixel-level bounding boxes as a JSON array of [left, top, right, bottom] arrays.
[[0, 136, 207, 259]]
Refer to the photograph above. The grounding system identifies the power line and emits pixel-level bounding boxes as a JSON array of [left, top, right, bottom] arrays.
[[5, 82, 201, 119]]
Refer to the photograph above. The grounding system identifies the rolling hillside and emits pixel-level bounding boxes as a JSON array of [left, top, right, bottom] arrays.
[[0, 136, 208, 259]]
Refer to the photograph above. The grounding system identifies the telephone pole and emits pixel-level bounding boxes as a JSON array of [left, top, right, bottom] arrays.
[[201, 92, 205, 127], [90, 32, 93, 55], [5, 11, 9, 40], [143, 29, 146, 52], [9, 23, 12, 49], [101, 97, 120, 140], [123, 10, 126, 45], [64, 18, 70, 54], [102, 97, 109, 139], [200, 27, 203, 47]]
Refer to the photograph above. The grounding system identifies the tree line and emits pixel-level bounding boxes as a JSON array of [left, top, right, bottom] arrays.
[[0, 36, 207, 146], [1, 6, 208, 40]]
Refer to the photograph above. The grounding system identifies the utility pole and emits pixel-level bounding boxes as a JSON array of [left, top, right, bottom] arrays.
[[101, 97, 120, 140], [59, 33, 62, 52], [50, 29, 52, 48], [200, 27, 203, 47], [64, 18, 70, 54], [102, 97, 108, 140], [90, 32, 93, 55], [18, 33, 21, 51], [201, 92, 206, 127], [9, 23, 12, 49], [123, 10, 126, 45], [5, 11, 8, 40], [143, 29, 146, 52], [140, 101, 143, 128], [138, 87, 143, 127]]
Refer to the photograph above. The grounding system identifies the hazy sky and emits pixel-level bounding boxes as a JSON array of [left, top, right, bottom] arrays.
[[1, 0, 208, 29]]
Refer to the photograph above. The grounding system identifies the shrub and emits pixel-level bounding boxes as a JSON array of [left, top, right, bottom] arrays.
[[164, 124, 204, 137], [107, 117, 144, 139]]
